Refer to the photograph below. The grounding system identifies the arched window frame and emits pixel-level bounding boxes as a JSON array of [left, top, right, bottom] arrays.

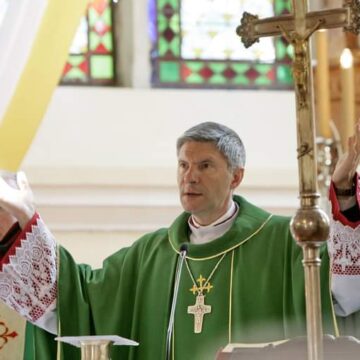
[[150, 0, 294, 89], [61, 0, 117, 86]]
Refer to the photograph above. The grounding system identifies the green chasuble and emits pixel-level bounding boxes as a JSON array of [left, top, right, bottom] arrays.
[[28, 196, 351, 359]]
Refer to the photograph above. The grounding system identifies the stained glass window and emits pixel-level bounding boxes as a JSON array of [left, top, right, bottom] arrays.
[[0, 0, 9, 28], [61, 0, 116, 85], [150, 0, 294, 89]]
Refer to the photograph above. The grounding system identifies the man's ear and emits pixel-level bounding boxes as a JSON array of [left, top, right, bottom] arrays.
[[230, 168, 244, 190]]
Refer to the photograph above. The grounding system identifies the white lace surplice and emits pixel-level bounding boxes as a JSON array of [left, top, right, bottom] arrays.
[[329, 219, 360, 316], [0, 214, 57, 333]]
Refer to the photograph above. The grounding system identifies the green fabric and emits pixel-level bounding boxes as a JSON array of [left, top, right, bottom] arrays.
[[25, 196, 360, 359], [23, 322, 34, 360]]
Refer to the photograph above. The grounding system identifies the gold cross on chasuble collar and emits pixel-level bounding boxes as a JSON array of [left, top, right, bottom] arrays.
[[187, 294, 211, 334]]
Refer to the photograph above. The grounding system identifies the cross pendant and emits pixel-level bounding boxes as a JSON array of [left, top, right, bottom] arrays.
[[187, 294, 211, 334]]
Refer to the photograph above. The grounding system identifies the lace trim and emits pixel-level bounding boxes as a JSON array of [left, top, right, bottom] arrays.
[[0, 217, 57, 323], [328, 219, 360, 275]]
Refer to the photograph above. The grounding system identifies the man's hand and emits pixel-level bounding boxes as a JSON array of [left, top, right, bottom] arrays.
[[332, 122, 360, 189], [0, 172, 35, 229]]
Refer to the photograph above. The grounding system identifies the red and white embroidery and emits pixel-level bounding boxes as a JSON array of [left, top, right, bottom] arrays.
[[0, 217, 57, 324], [328, 219, 360, 275]]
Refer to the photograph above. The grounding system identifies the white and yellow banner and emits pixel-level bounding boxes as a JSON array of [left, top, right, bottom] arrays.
[[0, 0, 89, 358]]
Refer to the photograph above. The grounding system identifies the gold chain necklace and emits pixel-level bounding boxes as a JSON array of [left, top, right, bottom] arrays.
[[184, 253, 227, 334]]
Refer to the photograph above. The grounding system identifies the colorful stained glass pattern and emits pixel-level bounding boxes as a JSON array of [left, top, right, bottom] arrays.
[[61, 0, 115, 85], [0, 0, 9, 28], [181, 0, 275, 61], [68, 18, 88, 55], [151, 0, 294, 89]]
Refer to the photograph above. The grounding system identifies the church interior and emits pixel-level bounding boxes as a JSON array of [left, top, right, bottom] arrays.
[[0, 0, 358, 358]]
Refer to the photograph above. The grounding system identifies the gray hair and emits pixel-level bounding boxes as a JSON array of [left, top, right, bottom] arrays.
[[176, 122, 246, 169]]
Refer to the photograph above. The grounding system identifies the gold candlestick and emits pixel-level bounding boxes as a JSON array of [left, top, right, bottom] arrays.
[[315, 30, 331, 138], [80, 340, 112, 360], [56, 335, 138, 360], [340, 48, 355, 150]]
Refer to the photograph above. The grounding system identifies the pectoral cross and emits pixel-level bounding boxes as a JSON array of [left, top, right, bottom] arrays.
[[236, 2, 360, 360], [187, 294, 211, 334]]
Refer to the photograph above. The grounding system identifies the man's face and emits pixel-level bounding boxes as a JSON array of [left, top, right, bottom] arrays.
[[177, 141, 243, 226]]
